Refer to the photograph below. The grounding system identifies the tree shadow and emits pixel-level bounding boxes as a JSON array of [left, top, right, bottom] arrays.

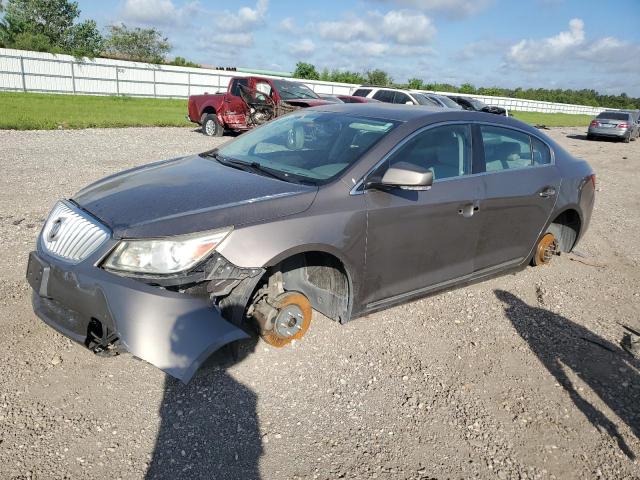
[[145, 334, 262, 480], [495, 290, 639, 459]]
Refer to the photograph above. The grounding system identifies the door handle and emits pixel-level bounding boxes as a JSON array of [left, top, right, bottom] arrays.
[[458, 202, 480, 218], [539, 187, 557, 198]]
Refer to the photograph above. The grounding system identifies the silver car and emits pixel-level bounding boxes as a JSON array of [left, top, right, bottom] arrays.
[[27, 104, 595, 382], [588, 111, 639, 143]]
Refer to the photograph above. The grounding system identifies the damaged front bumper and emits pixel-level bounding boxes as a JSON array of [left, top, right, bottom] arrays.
[[26, 249, 250, 383]]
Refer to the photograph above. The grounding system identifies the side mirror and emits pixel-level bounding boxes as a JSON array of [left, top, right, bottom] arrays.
[[369, 162, 433, 191]]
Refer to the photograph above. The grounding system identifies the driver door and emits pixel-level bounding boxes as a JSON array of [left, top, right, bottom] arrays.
[[362, 123, 483, 307]]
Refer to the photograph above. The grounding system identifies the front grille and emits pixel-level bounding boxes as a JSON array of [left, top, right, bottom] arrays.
[[40, 201, 109, 263]]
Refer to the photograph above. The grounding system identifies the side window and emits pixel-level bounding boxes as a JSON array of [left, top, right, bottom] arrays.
[[480, 125, 532, 172], [531, 137, 551, 165], [373, 89, 395, 103], [393, 92, 412, 104], [386, 124, 473, 180], [352, 88, 372, 97], [230, 78, 249, 96]]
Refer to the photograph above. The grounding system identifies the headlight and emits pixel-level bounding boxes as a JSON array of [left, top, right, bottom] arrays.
[[103, 227, 232, 275]]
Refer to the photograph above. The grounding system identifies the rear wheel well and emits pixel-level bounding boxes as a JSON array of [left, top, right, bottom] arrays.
[[263, 251, 351, 324], [547, 209, 581, 252], [200, 107, 216, 120]]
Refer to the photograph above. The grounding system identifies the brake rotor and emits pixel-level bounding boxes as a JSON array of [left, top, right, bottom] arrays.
[[534, 233, 558, 266], [261, 292, 312, 348]]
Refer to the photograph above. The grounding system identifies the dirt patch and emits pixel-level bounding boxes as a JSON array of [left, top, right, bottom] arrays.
[[0, 127, 638, 479]]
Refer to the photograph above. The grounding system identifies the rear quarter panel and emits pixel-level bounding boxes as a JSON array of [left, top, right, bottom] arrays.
[[549, 142, 595, 246]]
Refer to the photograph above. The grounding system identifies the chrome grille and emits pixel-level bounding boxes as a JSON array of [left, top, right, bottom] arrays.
[[41, 201, 109, 263]]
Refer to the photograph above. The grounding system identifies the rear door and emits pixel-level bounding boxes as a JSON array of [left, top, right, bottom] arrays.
[[473, 124, 560, 271]]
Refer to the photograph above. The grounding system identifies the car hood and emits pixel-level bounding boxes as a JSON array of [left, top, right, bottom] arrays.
[[72, 155, 318, 238], [285, 98, 332, 107]]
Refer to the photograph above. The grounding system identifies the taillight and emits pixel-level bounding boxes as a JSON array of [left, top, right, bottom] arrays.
[[617, 123, 629, 129], [590, 120, 599, 127], [590, 174, 596, 189]]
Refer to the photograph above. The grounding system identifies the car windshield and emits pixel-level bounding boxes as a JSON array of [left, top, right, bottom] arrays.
[[468, 98, 487, 109], [597, 112, 630, 121], [435, 95, 463, 109], [273, 80, 319, 100], [215, 111, 400, 183]]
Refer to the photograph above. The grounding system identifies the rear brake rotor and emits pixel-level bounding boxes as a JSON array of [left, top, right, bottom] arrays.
[[261, 292, 312, 348], [534, 233, 558, 266]]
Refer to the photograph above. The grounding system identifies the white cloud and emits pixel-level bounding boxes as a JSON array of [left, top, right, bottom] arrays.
[[289, 38, 316, 56], [318, 10, 435, 45], [317, 18, 378, 42], [334, 40, 390, 57], [381, 10, 435, 44], [371, 0, 493, 18], [215, 0, 268, 32], [279, 17, 297, 33], [508, 18, 585, 67], [202, 0, 269, 50], [120, 0, 180, 26]]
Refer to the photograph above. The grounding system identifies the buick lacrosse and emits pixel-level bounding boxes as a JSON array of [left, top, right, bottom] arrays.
[[27, 104, 595, 382]]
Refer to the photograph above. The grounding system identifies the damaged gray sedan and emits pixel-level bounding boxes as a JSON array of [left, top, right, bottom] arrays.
[[27, 104, 595, 382]]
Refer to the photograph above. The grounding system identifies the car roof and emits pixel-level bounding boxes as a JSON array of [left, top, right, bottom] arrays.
[[309, 102, 442, 120], [301, 103, 555, 145], [356, 86, 413, 93]]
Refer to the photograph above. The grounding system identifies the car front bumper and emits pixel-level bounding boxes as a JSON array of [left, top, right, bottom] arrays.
[[27, 250, 249, 383]]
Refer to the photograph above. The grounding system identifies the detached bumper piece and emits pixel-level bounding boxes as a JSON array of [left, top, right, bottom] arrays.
[[27, 251, 249, 383]]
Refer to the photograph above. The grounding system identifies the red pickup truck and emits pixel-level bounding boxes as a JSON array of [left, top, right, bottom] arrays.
[[187, 76, 331, 136]]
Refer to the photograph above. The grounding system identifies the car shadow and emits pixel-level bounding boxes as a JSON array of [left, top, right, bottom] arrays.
[[495, 290, 639, 459], [566, 134, 589, 141], [145, 333, 262, 480]]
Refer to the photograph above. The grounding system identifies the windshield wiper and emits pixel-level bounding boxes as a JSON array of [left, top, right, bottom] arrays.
[[245, 161, 299, 183], [205, 151, 302, 184]]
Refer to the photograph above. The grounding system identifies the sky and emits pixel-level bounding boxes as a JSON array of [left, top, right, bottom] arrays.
[[78, 0, 640, 96]]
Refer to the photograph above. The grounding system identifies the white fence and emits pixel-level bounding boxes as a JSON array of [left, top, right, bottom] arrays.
[[0, 48, 607, 116]]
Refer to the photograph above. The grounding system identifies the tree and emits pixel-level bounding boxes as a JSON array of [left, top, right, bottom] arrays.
[[168, 56, 200, 68], [407, 78, 423, 90], [459, 83, 476, 94], [104, 24, 171, 64], [329, 69, 366, 84], [0, 0, 103, 56], [366, 69, 391, 86], [292, 62, 319, 80]]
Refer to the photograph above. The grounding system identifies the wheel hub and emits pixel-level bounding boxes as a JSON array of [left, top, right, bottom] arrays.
[[535, 233, 558, 265], [260, 292, 312, 348], [205, 120, 215, 135]]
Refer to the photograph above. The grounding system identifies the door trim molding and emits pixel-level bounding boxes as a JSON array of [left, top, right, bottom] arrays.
[[365, 257, 525, 309]]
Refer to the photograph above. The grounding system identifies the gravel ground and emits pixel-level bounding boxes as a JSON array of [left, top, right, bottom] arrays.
[[0, 126, 638, 480]]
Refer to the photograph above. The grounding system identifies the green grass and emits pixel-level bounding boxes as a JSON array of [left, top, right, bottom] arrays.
[[0, 92, 594, 130], [0, 92, 192, 130], [510, 111, 592, 127]]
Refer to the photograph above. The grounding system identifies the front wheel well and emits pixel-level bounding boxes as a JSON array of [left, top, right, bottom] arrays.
[[547, 209, 581, 252], [263, 251, 351, 324]]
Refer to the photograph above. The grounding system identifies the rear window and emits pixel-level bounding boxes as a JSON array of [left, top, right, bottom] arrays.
[[597, 112, 630, 121], [352, 88, 372, 97]]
